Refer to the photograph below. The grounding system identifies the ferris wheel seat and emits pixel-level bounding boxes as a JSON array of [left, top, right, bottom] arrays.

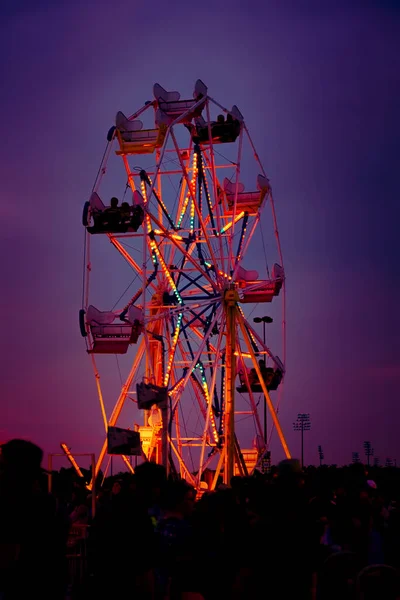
[[137, 381, 168, 410], [192, 118, 240, 145], [241, 287, 275, 303], [239, 275, 283, 303], [153, 80, 207, 121], [115, 111, 168, 155], [116, 126, 168, 155], [88, 325, 133, 354], [87, 213, 144, 234], [223, 174, 270, 215], [268, 369, 283, 390], [191, 105, 242, 144], [236, 266, 259, 281], [271, 263, 284, 294], [159, 98, 205, 121], [86, 304, 144, 353], [237, 367, 283, 393], [88, 323, 143, 353], [153, 84, 181, 103], [85, 197, 145, 234], [234, 448, 259, 476]]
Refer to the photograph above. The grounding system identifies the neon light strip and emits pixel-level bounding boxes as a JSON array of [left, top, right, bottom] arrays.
[[220, 211, 245, 234], [190, 199, 195, 235], [150, 239, 183, 305], [164, 312, 183, 386], [199, 152, 216, 232], [235, 214, 249, 265], [153, 229, 183, 241], [142, 182, 177, 306], [196, 362, 219, 444], [140, 181, 153, 234], [204, 261, 232, 281], [177, 152, 198, 229], [197, 182, 203, 230], [145, 172, 176, 229], [146, 212, 217, 289]]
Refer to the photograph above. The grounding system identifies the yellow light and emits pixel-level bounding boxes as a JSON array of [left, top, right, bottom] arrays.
[[164, 313, 183, 386], [150, 239, 182, 304], [60, 443, 85, 478], [220, 212, 245, 234], [153, 229, 183, 241], [178, 151, 198, 228]]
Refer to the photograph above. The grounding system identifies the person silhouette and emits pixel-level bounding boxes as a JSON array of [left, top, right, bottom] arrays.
[[102, 197, 121, 229], [0, 439, 68, 599]]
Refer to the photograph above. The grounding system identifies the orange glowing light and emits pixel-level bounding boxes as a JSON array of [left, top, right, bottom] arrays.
[[60, 443, 85, 478]]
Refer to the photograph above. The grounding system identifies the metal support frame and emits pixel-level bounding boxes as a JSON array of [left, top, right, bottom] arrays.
[[81, 86, 290, 488], [223, 287, 238, 484]]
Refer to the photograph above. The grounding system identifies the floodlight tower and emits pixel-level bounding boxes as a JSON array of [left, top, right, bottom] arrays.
[[293, 413, 311, 468], [363, 441, 374, 467], [318, 445, 324, 467]]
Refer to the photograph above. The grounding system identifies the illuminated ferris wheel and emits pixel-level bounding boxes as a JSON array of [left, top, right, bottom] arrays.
[[80, 80, 291, 489]]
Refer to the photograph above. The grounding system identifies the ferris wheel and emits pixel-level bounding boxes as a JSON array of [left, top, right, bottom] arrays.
[[80, 80, 291, 489]]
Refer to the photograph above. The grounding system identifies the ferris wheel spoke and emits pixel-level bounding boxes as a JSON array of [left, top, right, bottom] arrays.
[[171, 307, 221, 412], [174, 318, 221, 457], [231, 214, 261, 281], [204, 100, 225, 274], [143, 297, 220, 331], [164, 313, 183, 387], [147, 212, 218, 290], [170, 128, 223, 286], [197, 311, 225, 483], [227, 127, 244, 274], [177, 270, 217, 298]]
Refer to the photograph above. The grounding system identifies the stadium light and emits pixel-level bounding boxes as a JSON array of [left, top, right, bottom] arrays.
[[293, 413, 311, 468], [363, 441, 374, 467], [318, 445, 324, 467]]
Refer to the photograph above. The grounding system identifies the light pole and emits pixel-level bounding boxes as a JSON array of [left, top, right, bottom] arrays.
[[363, 441, 374, 467], [318, 445, 324, 467], [352, 452, 361, 464], [253, 316, 273, 447], [293, 413, 311, 468]]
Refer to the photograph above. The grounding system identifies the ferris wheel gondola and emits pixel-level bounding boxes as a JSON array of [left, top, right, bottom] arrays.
[[79, 79, 291, 488]]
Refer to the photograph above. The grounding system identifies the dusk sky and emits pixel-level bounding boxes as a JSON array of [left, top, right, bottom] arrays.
[[0, 0, 399, 468]]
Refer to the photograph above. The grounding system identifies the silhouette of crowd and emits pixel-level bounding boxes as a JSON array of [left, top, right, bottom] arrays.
[[1, 439, 400, 599]]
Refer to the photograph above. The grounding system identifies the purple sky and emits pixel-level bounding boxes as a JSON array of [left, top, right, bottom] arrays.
[[0, 0, 399, 467]]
